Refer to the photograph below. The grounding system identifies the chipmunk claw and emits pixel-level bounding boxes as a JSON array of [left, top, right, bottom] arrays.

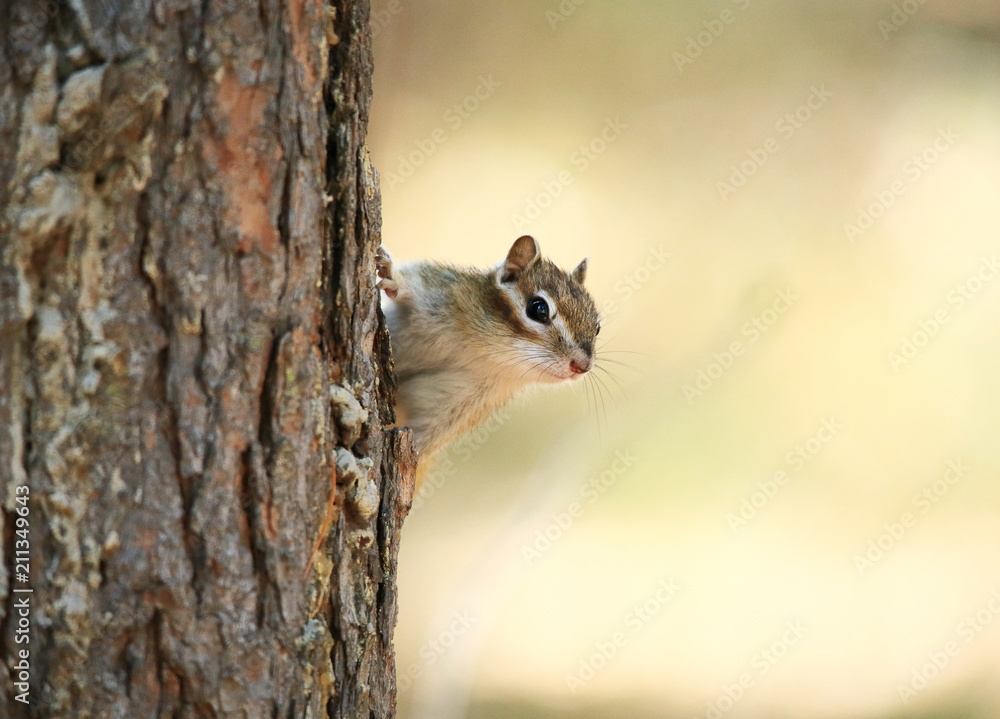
[[376, 246, 399, 299]]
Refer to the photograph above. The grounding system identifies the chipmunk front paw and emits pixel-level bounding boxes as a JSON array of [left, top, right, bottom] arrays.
[[376, 246, 399, 299]]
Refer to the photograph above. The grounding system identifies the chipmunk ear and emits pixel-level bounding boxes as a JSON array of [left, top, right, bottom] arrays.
[[572, 257, 588, 284], [500, 235, 540, 283]]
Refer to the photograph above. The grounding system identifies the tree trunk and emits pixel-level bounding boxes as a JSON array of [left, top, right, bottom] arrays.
[[0, 0, 413, 717]]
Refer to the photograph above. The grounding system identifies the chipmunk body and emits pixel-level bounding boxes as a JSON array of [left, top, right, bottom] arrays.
[[377, 235, 600, 463]]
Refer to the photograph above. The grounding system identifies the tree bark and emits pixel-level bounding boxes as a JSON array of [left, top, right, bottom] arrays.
[[0, 0, 413, 717]]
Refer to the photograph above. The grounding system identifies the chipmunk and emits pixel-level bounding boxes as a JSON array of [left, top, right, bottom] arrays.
[[376, 235, 600, 468]]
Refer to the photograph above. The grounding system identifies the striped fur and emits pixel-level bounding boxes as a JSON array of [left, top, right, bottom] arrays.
[[380, 237, 600, 462]]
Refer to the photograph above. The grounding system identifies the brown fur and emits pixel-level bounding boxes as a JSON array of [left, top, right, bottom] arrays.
[[379, 238, 600, 474]]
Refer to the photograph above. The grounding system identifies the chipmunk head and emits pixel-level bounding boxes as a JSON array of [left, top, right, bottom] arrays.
[[490, 235, 600, 383]]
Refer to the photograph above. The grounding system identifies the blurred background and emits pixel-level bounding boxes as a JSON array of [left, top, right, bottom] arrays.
[[367, 1, 1000, 717]]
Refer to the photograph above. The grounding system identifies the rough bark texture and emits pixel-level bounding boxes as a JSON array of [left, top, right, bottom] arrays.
[[0, 0, 414, 717]]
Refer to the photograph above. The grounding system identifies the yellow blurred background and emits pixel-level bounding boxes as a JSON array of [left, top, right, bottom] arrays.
[[367, 2, 1000, 717]]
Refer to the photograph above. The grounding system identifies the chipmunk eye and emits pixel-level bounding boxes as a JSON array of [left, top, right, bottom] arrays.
[[526, 297, 550, 324], [595, 323, 601, 336]]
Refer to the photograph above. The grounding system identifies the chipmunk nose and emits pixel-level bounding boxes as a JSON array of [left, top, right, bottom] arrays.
[[570, 357, 593, 375]]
